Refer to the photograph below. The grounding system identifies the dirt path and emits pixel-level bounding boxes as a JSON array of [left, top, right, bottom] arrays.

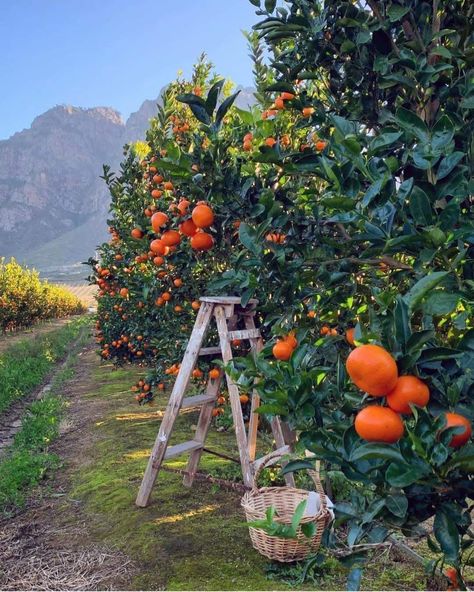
[[0, 317, 76, 355], [0, 334, 442, 591]]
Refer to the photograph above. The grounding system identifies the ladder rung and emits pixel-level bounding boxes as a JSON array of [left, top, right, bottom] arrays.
[[251, 445, 291, 473], [181, 394, 216, 409], [228, 329, 261, 341], [164, 440, 203, 460], [199, 346, 222, 356]]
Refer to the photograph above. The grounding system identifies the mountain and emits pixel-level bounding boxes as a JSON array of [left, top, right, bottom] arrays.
[[0, 87, 256, 282]]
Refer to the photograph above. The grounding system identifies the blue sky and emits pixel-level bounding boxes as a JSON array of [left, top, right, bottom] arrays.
[[0, 1, 258, 139]]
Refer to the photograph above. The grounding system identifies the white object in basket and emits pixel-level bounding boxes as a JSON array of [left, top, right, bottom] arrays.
[[304, 491, 335, 520]]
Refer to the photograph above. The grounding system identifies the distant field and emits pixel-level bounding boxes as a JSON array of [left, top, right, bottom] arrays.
[[63, 284, 97, 308]]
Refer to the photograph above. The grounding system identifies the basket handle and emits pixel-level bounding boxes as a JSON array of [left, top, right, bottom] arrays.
[[252, 451, 328, 514]]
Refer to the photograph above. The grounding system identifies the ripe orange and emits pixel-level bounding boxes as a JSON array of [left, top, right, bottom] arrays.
[[192, 204, 214, 228], [173, 278, 183, 287], [302, 106, 315, 117], [265, 137, 277, 147], [179, 219, 198, 237], [153, 174, 163, 184], [191, 300, 200, 310], [274, 97, 285, 110], [191, 232, 214, 251], [131, 228, 143, 239], [243, 140, 252, 151], [177, 199, 190, 215], [174, 305, 183, 313], [162, 291, 172, 302], [307, 310, 316, 318], [192, 368, 203, 379], [163, 181, 174, 191], [346, 344, 398, 396], [150, 239, 166, 255], [243, 132, 253, 142], [320, 325, 330, 335], [240, 394, 250, 404], [273, 340, 294, 361], [217, 396, 226, 405], [315, 140, 327, 151], [161, 230, 181, 246], [386, 376, 430, 415], [151, 189, 163, 199], [355, 405, 404, 443], [212, 408, 220, 417], [346, 328, 355, 346], [443, 412, 472, 448], [119, 287, 129, 298], [151, 212, 169, 232], [284, 332, 298, 349], [209, 368, 220, 379], [153, 256, 164, 266], [280, 92, 295, 100]]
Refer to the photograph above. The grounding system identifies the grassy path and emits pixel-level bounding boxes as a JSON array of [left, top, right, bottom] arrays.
[[0, 330, 442, 591]]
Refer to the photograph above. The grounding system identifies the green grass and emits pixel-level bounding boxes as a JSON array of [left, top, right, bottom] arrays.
[[0, 315, 88, 415], [0, 321, 90, 515]]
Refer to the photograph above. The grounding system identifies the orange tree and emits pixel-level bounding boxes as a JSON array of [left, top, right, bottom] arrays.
[[0, 258, 84, 331], [214, 0, 473, 586]]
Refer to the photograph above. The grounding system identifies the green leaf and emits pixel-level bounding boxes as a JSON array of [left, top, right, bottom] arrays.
[[177, 93, 211, 125], [418, 347, 461, 363], [361, 177, 386, 208], [350, 443, 404, 464], [238, 223, 262, 257], [301, 522, 317, 538], [403, 272, 449, 313], [434, 510, 459, 562], [369, 132, 403, 153], [215, 91, 240, 128], [392, 108, 429, 142], [422, 291, 460, 316], [386, 494, 408, 518], [347, 568, 363, 591], [394, 295, 410, 349], [385, 463, 427, 487], [387, 5, 411, 21], [264, 0, 276, 11], [205, 80, 225, 116], [280, 459, 314, 474], [397, 177, 414, 201], [409, 186, 433, 226], [291, 499, 307, 531], [437, 152, 464, 180]]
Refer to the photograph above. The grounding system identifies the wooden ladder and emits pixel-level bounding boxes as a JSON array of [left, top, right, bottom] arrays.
[[136, 296, 294, 507]]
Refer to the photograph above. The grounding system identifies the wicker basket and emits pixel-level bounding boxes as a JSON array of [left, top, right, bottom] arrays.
[[241, 450, 330, 562]]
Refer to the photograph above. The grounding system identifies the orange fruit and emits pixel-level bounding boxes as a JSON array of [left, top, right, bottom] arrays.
[[119, 287, 129, 298], [174, 305, 183, 313], [192, 204, 214, 228], [212, 408, 220, 417], [243, 140, 252, 151], [274, 97, 285, 110], [272, 340, 294, 361], [209, 368, 220, 379], [131, 228, 143, 239], [346, 344, 398, 396], [284, 332, 297, 349], [191, 300, 201, 310], [151, 189, 163, 199], [179, 219, 198, 237], [307, 310, 316, 318], [302, 106, 315, 117], [217, 396, 226, 405], [163, 181, 174, 191], [192, 368, 203, 379], [386, 376, 430, 415], [153, 174, 163, 184], [442, 412, 472, 448], [243, 132, 253, 142], [355, 406, 404, 443], [161, 291, 172, 302], [320, 325, 330, 335], [177, 199, 190, 215], [265, 137, 277, 147], [240, 394, 250, 404], [190, 232, 214, 251], [150, 239, 166, 255], [151, 212, 169, 232], [346, 328, 355, 346], [161, 230, 181, 246], [173, 278, 183, 287], [280, 92, 295, 100], [153, 256, 164, 266], [315, 140, 327, 151]]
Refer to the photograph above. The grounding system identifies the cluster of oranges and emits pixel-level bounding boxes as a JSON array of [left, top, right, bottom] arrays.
[[346, 344, 472, 447], [272, 332, 298, 361]]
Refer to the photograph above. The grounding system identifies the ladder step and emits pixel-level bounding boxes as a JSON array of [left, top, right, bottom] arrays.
[[251, 445, 291, 473], [199, 346, 222, 356], [181, 394, 216, 409], [164, 440, 203, 460], [227, 329, 261, 341]]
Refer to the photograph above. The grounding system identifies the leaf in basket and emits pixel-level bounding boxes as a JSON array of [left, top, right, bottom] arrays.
[[291, 499, 308, 532], [301, 521, 317, 538]]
